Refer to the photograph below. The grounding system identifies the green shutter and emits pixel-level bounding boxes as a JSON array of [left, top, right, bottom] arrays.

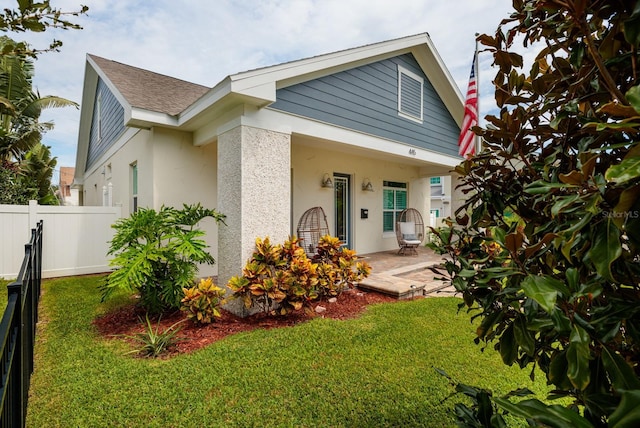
[[396, 190, 407, 210], [383, 212, 394, 232], [383, 189, 394, 209]]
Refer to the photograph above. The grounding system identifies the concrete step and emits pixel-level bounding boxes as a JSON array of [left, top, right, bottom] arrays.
[[357, 273, 425, 299]]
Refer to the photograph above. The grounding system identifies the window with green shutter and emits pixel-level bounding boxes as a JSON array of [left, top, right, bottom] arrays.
[[383, 181, 407, 233]]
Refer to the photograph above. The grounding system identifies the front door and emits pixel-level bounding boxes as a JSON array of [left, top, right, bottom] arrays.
[[334, 174, 351, 248]]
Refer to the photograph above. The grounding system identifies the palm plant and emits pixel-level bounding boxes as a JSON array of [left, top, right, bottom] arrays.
[[0, 36, 77, 161], [0, 35, 77, 204]]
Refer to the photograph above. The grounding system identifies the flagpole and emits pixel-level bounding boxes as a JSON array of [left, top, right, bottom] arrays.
[[474, 33, 480, 156]]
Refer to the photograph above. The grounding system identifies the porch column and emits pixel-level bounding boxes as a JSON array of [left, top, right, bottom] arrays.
[[450, 172, 467, 220], [217, 125, 291, 313], [409, 177, 430, 230]]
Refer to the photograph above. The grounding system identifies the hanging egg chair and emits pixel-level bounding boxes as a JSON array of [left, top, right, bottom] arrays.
[[296, 206, 330, 257]]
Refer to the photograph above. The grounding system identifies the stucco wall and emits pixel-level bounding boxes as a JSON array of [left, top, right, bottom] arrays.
[[82, 129, 153, 211], [217, 125, 291, 294], [82, 127, 219, 277], [151, 128, 219, 277]]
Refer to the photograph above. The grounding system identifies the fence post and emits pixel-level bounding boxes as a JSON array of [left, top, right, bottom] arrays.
[[7, 278, 24, 428]]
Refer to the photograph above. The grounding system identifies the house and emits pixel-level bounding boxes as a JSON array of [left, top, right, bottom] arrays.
[[57, 166, 79, 206], [73, 33, 465, 288], [429, 175, 452, 226]]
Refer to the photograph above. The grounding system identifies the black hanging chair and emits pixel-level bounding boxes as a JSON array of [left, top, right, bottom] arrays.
[[395, 208, 425, 255], [297, 206, 330, 257]]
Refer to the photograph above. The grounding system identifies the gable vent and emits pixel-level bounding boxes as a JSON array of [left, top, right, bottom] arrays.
[[398, 65, 424, 123]]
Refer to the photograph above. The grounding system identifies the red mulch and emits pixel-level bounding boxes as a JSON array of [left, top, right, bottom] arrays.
[[92, 288, 398, 357]]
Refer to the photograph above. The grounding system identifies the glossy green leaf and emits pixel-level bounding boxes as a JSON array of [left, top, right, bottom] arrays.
[[521, 275, 568, 313], [548, 350, 572, 390], [589, 219, 622, 282], [524, 180, 577, 194], [565, 268, 579, 292], [493, 397, 592, 428], [609, 390, 640, 428], [566, 325, 591, 390], [499, 324, 517, 366], [514, 317, 535, 356], [611, 185, 640, 229], [626, 84, 640, 113], [601, 347, 640, 390], [550, 307, 572, 334], [605, 157, 640, 185], [551, 194, 581, 217]]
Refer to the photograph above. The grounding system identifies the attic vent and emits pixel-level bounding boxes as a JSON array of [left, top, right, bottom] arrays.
[[398, 65, 424, 123]]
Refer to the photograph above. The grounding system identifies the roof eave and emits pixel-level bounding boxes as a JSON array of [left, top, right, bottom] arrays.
[[127, 107, 180, 129], [179, 33, 464, 129], [74, 57, 100, 180]]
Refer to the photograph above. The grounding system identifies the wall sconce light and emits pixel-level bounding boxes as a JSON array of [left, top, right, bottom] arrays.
[[321, 173, 333, 188], [362, 178, 374, 192]]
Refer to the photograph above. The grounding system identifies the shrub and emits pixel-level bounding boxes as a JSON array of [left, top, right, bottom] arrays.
[[124, 314, 184, 358], [227, 235, 371, 316], [429, 1, 640, 425], [227, 237, 319, 315], [102, 203, 226, 314], [181, 277, 226, 324], [314, 235, 371, 298]]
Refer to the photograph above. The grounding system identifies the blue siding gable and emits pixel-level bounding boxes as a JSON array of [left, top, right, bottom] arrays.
[[269, 53, 460, 157], [86, 78, 125, 170]]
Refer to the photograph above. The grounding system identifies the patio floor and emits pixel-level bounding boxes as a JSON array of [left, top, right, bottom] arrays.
[[357, 245, 456, 299]]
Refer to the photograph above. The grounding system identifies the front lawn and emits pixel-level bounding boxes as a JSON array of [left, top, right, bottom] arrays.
[[27, 275, 552, 427]]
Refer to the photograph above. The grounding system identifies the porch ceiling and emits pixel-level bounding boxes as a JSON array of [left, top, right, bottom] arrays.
[[292, 134, 459, 175]]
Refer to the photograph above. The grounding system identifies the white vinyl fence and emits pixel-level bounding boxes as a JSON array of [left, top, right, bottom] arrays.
[[1, 201, 122, 279]]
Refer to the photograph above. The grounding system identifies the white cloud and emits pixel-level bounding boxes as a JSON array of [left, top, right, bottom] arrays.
[[12, 0, 521, 169]]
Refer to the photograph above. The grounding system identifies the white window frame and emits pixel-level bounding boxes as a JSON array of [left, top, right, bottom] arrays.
[[382, 181, 408, 236], [131, 162, 138, 213], [397, 65, 424, 123]]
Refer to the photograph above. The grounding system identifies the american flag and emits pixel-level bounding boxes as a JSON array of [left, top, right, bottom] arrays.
[[458, 54, 478, 158]]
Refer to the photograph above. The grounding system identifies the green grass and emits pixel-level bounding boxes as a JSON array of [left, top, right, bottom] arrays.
[[26, 275, 553, 427]]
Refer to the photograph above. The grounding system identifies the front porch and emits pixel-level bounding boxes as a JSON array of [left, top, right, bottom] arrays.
[[358, 245, 455, 299]]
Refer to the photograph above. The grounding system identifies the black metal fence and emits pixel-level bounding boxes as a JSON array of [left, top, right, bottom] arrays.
[[0, 220, 43, 428]]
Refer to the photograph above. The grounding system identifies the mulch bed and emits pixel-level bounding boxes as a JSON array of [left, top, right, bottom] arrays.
[[93, 288, 398, 356]]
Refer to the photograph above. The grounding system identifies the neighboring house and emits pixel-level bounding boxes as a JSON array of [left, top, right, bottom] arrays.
[[429, 175, 452, 226], [74, 33, 465, 286], [58, 166, 79, 206]]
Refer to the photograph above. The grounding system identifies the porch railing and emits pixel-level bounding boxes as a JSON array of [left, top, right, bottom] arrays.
[[0, 220, 43, 427]]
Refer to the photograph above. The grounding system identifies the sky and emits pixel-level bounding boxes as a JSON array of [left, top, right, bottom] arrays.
[[10, 0, 518, 179]]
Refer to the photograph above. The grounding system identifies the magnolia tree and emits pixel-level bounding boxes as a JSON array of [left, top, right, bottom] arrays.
[[430, 1, 640, 426]]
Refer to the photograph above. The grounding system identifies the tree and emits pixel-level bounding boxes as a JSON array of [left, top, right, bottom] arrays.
[[429, 1, 640, 426], [0, 36, 78, 161], [0, 0, 88, 57], [0, 159, 36, 203], [20, 142, 59, 204], [0, 1, 87, 205]]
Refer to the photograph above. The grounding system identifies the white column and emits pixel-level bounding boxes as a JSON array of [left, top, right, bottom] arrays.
[[409, 177, 430, 237], [217, 125, 291, 314], [449, 172, 467, 221]]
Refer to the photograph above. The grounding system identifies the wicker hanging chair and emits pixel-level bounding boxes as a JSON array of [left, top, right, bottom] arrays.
[[395, 208, 425, 255], [297, 206, 330, 257]]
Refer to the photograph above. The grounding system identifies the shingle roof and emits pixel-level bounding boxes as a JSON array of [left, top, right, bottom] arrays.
[[88, 54, 210, 116]]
